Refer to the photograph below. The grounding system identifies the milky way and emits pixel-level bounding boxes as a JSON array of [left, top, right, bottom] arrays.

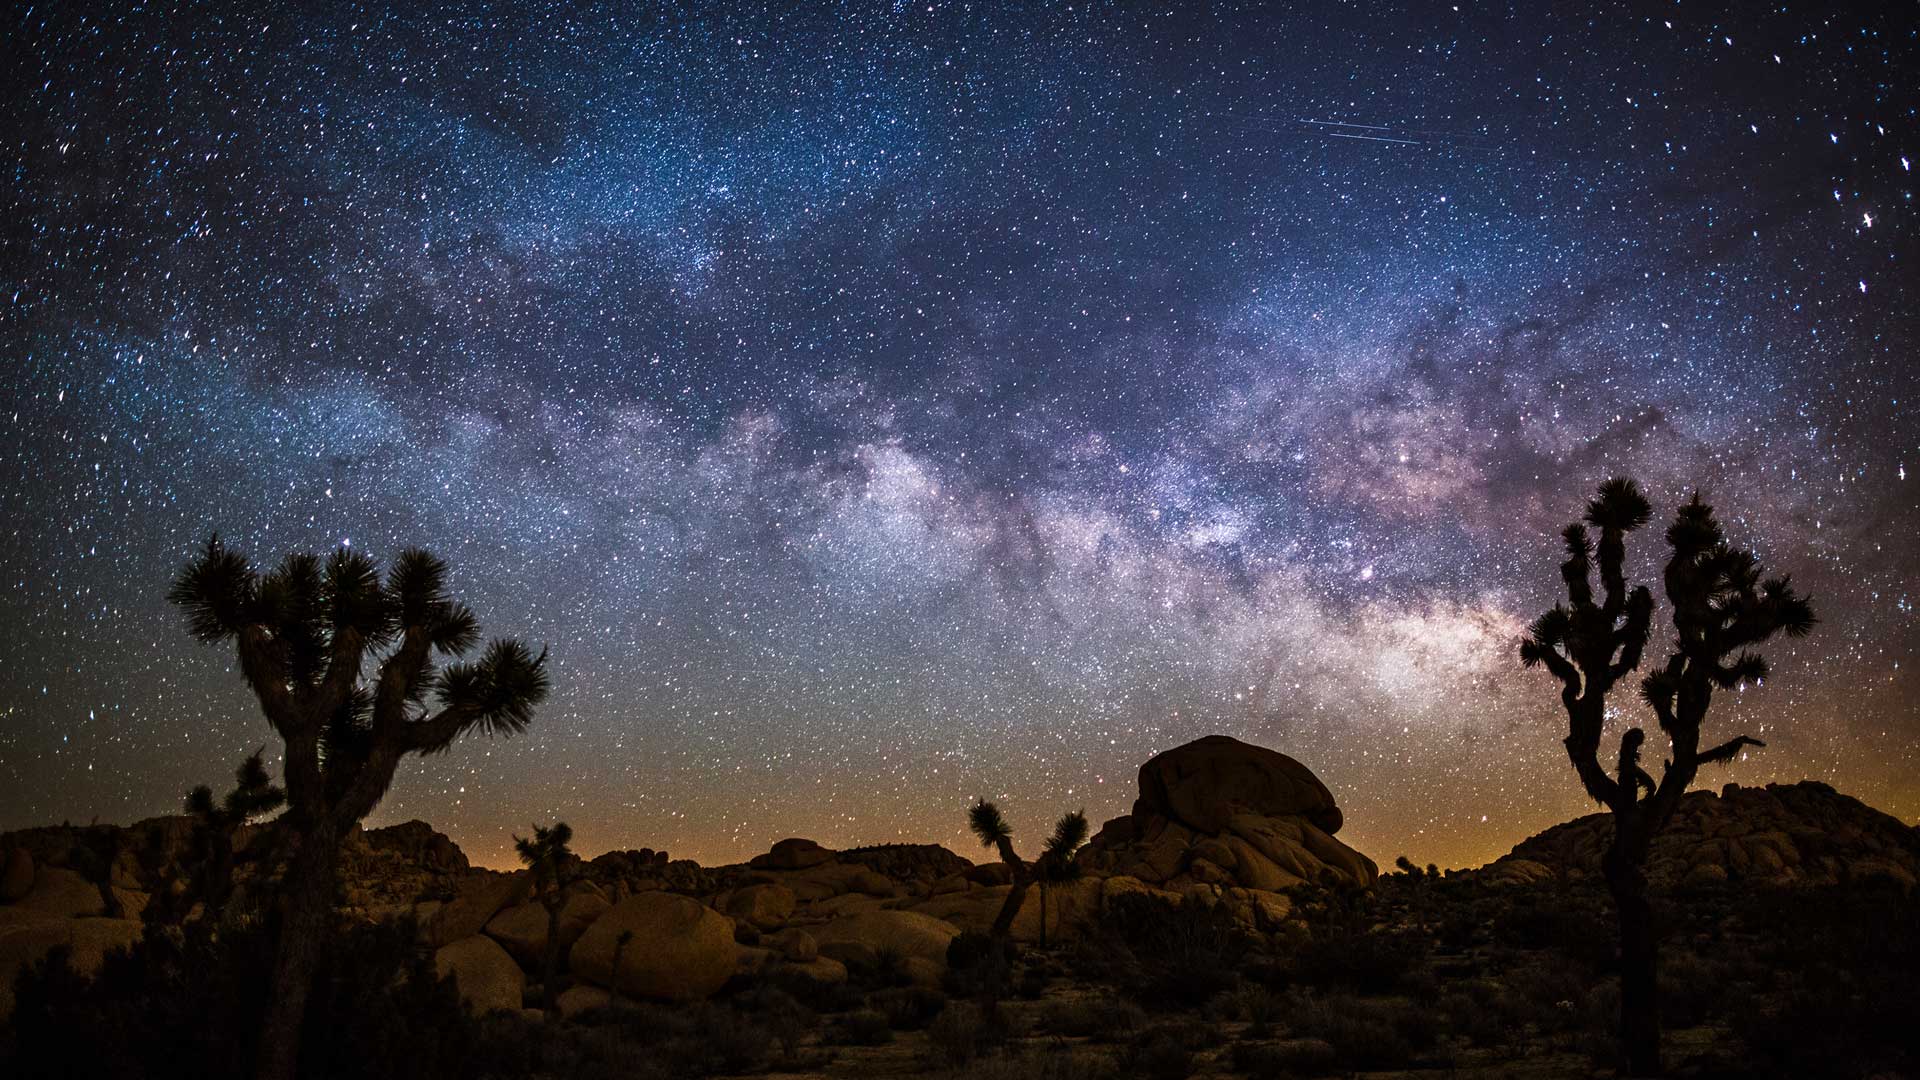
[[3, 3, 1915, 869]]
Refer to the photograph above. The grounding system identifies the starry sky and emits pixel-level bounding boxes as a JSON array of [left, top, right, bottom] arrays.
[[3, 2, 1916, 871]]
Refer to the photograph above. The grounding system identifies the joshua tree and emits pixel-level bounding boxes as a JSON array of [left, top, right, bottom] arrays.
[[1033, 810, 1088, 948], [157, 749, 287, 924], [967, 801, 1087, 942], [968, 801, 1029, 939], [1520, 480, 1814, 1075], [170, 536, 549, 1080], [514, 820, 576, 1016]]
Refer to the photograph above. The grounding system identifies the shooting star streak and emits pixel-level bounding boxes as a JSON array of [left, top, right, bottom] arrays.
[[1325, 131, 1424, 145], [1302, 119, 1395, 131]]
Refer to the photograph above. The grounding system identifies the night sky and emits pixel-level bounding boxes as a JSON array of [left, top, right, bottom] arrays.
[[4, 3, 1916, 871]]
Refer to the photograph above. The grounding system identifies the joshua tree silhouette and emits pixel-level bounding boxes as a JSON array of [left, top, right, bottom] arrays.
[[1520, 480, 1814, 1076], [1033, 810, 1088, 948], [170, 536, 549, 1080], [968, 800, 1087, 942], [158, 748, 287, 924], [514, 820, 576, 1017]]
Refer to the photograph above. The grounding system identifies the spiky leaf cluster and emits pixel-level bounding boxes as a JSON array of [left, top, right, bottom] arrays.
[[169, 535, 549, 834], [1039, 810, 1089, 883], [515, 821, 576, 901], [968, 800, 1012, 849]]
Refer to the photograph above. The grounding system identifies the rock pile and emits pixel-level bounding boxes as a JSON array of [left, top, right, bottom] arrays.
[[1480, 781, 1920, 891], [1079, 735, 1379, 894]]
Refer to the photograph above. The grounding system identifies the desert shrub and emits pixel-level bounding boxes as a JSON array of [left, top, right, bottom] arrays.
[[1094, 893, 1247, 1008], [1723, 885, 1920, 1077], [568, 1000, 773, 1076], [1280, 989, 1440, 1071], [925, 1000, 1014, 1065], [944, 932, 1016, 1000], [730, 983, 817, 1062], [1289, 927, 1428, 994], [1436, 982, 1522, 1048], [766, 965, 862, 1012], [1114, 1020, 1210, 1080], [934, 1043, 1116, 1080], [3, 917, 474, 1080], [829, 1008, 894, 1045], [870, 985, 948, 1030], [1037, 997, 1146, 1042], [1229, 1036, 1340, 1078], [1492, 894, 1616, 972]]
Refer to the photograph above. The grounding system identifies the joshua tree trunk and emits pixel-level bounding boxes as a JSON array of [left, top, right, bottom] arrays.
[[258, 823, 340, 1080], [541, 901, 563, 1016], [989, 873, 1031, 939], [984, 833, 1031, 940], [1521, 482, 1813, 1080], [1038, 884, 1048, 949], [1605, 833, 1659, 1077]]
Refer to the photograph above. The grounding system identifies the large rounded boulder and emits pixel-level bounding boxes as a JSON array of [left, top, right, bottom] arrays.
[[570, 892, 735, 1001], [484, 885, 611, 970], [810, 909, 960, 968], [434, 935, 525, 1015], [1082, 734, 1378, 895], [1136, 734, 1343, 835]]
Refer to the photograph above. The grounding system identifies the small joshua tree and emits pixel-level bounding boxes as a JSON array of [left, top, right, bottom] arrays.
[[514, 820, 576, 1016], [161, 748, 287, 924], [968, 801, 1028, 939], [1520, 479, 1814, 1075], [170, 536, 549, 1080], [968, 801, 1087, 942], [1033, 810, 1088, 948]]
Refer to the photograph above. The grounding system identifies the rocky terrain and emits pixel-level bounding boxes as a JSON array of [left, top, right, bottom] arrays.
[[0, 735, 1383, 1021], [4, 737, 1917, 1079], [1479, 780, 1920, 891]]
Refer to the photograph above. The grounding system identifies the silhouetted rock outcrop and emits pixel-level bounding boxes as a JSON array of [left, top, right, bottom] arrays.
[[1080, 735, 1379, 896], [1481, 781, 1920, 891]]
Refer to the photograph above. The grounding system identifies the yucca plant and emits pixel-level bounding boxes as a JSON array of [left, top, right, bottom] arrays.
[[1521, 480, 1813, 1075], [968, 801, 1088, 943], [1034, 810, 1088, 948], [514, 820, 575, 1016], [170, 536, 549, 1080], [164, 748, 287, 924]]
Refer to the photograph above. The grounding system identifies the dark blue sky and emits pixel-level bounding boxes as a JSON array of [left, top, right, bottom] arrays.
[[4, 2, 1914, 868]]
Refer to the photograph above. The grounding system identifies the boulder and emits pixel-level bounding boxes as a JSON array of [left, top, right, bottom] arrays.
[[808, 892, 887, 919], [13, 866, 104, 918], [811, 910, 960, 967], [484, 888, 611, 970], [1136, 734, 1344, 835], [768, 928, 818, 962], [570, 892, 735, 1001], [776, 955, 848, 988], [1479, 858, 1555, 888], [435, 935, 526, 1015], [1080, 735, 1378, 895], [556, 983, 611, 1018], [750, 838, 834, 871], [427, 872, 530, 947], [0, 848, 32, 902], [723, 883, 796, 930]]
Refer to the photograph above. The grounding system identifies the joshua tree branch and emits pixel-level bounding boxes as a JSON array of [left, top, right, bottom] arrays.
[[312, 627, 367, 726], [238, 625, 298, 731], [372, 627, 432, 734], [1696, 735, 1764, 767]]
